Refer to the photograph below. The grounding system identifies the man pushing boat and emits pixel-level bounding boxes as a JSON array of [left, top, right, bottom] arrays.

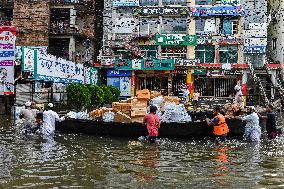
[[206, 106, 229, 142]]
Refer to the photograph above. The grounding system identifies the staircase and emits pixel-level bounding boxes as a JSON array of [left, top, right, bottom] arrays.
[[265, 66, 284, 97], [248, 63, 270, 106]]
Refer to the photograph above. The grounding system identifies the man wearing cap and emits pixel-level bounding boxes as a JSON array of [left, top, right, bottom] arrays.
[[42, 103, 67, 137], [19, 101, 35, 134]]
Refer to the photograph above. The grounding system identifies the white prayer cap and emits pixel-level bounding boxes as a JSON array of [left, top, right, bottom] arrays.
[[47, 103, 54, 108], [25, 101, 31, 107], [234, 85, 241, 91]]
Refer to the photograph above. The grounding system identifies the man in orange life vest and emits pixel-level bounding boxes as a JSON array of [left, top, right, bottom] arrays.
[[206, 106, 229, 142]]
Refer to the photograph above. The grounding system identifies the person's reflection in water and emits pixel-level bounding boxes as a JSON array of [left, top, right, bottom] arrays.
[[134, 145, 160, 182], [40, 137, 57, 162], [212, 145, 230, 186]]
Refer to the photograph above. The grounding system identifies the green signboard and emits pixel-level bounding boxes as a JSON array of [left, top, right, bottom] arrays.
[[114, 59, 175, 70], [156, 34, 197, 46]]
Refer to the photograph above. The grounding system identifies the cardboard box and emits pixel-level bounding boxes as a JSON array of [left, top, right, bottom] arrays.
[[131, 108, 147, 117], [114, 111, 131, 123], [131, 116, 145, 123], [136, 89, 151, 100], [120, 103, 133, 111], [112, 102, 122, 112]]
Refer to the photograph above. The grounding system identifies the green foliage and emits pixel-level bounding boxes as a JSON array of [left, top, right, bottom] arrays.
[[108, 85, 120, 102], [100, 85, 113, 105], [66, 83, 91, 111], [87, 85, 104, 108], [66, 83, 121, 110]]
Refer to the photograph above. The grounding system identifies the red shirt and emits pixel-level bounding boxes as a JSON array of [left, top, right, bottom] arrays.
[[143, 113, 160, 137]]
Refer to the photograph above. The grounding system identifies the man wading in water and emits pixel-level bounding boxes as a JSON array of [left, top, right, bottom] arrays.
[[143, 105, 160, 143], [206, 106, 229, 143]]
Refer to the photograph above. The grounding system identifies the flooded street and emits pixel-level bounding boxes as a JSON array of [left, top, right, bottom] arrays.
[[1, 117, 284, 188]]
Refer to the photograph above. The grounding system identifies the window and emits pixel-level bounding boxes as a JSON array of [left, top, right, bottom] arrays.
[[139, 18, 159, 36], [195, 0, 215, 5], [140, 46, 158, 58], [195, 45, 215, 63], [272, 38, 277, 50], [162, 0, 187, 6], [219, 46, 238, 63], [195, 18, 215, 34], [161, 46, 186, 58], [244, 54, 264, 67], [221, 19, 238, 35], [162, 17, 187, 34], [140, 0, 159, 6]]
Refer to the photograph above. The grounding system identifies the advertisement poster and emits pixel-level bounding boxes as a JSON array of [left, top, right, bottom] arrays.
[[36, 52, 84, 83], [120, 77, 131, 97], [0, 66, 14, 95], [0, 26, 16, 95], [22, 47, 36, 72], [84, 67, 98, 85], [107, 77, 120, 89]]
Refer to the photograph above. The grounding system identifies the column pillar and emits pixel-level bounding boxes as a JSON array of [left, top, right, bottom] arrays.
[[69, 36, 76, 61]]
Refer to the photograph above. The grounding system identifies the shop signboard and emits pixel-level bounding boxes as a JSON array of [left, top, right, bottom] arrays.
[[216, 36, 242, 44], [142, 58, 175, 70], [35, 52, 84, 83], [244, 38, 267, 46], [175, 59, 199, 66], [192, 69, 207, 75], [207, 70, 224, 77], [113, 59, 132, 70], [156, 34, 197, 46], [120, 77, 131, 96], [243, 30, 267, 38], [190, 5, 244, 17], [221, 0, 241, 5], [16, 46, 48, 60], [133, 7, 189, 16], [0, 26, 16, 95], [113, 0, 139, 7], [107, 70, 132, 77], [243, 46, 266, 54], [132, 59, 142, 70]]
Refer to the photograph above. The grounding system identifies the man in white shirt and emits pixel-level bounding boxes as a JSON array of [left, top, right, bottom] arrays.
[[42, 103, 66, 137], [20, 101, 35, 134]]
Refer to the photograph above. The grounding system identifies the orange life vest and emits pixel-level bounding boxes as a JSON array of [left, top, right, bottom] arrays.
[[213, 114, 229, 136]]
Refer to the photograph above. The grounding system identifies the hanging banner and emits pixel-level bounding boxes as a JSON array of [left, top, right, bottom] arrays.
[[156, 34, 197, 46], [22, 47, 36, 72], [190, 5, 244, 16], [36, 53, 84, 83], [0, 66, 14, 95], [84, 67, 98, 85], [120, 77, 131, 96]]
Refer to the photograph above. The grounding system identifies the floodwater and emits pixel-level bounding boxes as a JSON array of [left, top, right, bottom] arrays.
[[1, 116, 284, 188]]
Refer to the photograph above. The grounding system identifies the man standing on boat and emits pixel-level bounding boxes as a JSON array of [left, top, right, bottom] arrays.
[[143, 105, 160, 143], [206, 106, 229, 142], [42, 103, 66, 137]]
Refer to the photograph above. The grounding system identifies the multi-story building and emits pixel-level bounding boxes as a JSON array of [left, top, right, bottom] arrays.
[[0, 0, 103, 65], [100, 0, 253, 99]]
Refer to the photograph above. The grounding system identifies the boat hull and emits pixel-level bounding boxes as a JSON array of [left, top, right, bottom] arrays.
[[56, 119, 246, 139]]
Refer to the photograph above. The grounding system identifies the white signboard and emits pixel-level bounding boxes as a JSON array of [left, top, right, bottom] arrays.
[[243, 30, 267, 38], [36, 53, 84, 83], [132, 59, 142, 70], [248, 23, 267, 30], [114, 18, 137, 34], [120, 77, 131, 97], [84, 67, 98, 85], [113, 0, 139, 7], [244, 38, 267, 46]]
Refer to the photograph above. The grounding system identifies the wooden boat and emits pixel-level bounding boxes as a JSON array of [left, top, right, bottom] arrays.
[[56, 118, 246, 139]]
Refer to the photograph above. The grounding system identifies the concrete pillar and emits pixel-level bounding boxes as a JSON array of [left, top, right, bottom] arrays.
[[69, 36, 76, 61], [70, 7, 76, 28], [270, 70, 276, 100]]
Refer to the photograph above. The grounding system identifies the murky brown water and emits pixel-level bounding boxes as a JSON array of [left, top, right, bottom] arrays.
[[1, 115, 284, 188]]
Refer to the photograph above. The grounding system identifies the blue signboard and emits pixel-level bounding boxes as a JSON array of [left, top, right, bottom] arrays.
[[107, 70, 132, 77], [243, 46, 266, 54], [190, 5, 244, 16], [113, 0, 139, 7]]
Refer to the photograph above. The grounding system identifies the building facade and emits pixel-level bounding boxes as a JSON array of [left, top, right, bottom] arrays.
[[100, 0, 267, 99]]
